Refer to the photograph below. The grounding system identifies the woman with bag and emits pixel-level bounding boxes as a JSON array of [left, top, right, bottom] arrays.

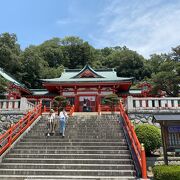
[[59, 107, 68, 138]]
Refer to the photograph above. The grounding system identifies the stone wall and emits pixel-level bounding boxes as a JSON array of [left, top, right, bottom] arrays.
[[0, 114, 24, 135], [128, 113, 160, 128]]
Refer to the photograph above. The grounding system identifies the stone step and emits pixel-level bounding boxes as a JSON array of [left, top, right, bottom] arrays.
[[17, 142, 127, 146], [27, 133, 125, 137], [31, 129, 123, 134], [21, 137, 125, 142], [3, 158, 133, 164], [0, 175, 136, 180], [10, 149, 130, 155], [26, 135, 123, 139], [30, 134, 123, 138], [38, 122, 120, 125], [5, 153, 131, 159], [37, 124, 120, 128], [13, 145, 128, 150], [29, 129, 123, 133], [36, 121, 122, 126], [33, 122, 120, 125], [0, 163, 134, 170], [42, 123, 120, 125], [41, 119, 120, 121], [0, 169, 135, 176]]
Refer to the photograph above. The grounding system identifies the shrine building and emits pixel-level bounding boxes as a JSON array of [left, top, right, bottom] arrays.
[[1, 65, 148, 112], [41, 64, 134, 112]]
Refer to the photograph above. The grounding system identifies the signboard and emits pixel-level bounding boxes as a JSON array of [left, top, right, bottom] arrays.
[[79, 96, 96, 101], [63, 92, 74, 96], [168, 126, 180, 133]]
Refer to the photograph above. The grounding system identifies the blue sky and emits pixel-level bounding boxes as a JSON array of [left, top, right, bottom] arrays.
[[0, 0, 180, 58]]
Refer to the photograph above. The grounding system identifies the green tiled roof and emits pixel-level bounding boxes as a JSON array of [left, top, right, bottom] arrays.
[[0, 68, 22, 86], [41, 65, 134, 83], [0, 67, 31, 93]]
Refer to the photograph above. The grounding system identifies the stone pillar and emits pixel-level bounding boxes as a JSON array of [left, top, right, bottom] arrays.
[[9, 101, 13, 109], [20, 97, 28, 111], [167, 100, 172, 108], [174, 100, 178, 108], [148, 100, 152, 108], [14, 101, 19, 109], [142, 100, 146, 108], [2, 102, 6, 109], [161, 100, 166, 108], [155, 100, 159, 107], [127, 96, 134, 112], [136, 100, 140, 108]]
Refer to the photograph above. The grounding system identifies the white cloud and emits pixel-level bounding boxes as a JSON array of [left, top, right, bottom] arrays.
[[90, 0, 180, 58]]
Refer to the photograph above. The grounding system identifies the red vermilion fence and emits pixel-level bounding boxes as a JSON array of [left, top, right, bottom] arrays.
[[119, 102, 147, 179], [0, 103, 42, 156]]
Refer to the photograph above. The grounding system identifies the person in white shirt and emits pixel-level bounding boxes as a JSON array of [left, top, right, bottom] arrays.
[[47, 109, 56, 136], [59, 108, 68, 138]]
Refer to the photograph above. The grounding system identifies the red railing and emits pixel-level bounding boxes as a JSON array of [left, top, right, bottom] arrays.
[[100, 105, 120, 112], [119, 102, 147, 179], [0, 103, 42, 155]]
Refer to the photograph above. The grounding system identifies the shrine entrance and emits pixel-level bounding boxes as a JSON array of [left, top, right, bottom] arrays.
[[78, 95, 96, 112]]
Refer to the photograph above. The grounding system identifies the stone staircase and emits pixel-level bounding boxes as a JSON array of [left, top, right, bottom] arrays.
[[0, 114, 136, 179]]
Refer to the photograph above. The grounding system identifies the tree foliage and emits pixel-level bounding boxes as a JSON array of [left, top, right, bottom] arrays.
[[135, 124, 161, 155], [172, 45, 180, 62], [52, 96, 69, 115], [103, 94, 119, 113], [0, 33, 21, 79], [148, 52, 180, 96], [101, 46, 150, 80], [0, 76, 7, 94]]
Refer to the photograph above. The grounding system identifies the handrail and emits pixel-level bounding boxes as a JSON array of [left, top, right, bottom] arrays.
[[0, 103, 42, 156], [100, 104, 120, 112], [119, 102, 147, 179]]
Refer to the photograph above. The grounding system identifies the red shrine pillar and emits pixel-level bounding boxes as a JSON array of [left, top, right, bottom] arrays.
[[74, 86, 78, 112], [59, 86, 63, 96], [112, 85, 115, 94], [96, 86, 101, 111]]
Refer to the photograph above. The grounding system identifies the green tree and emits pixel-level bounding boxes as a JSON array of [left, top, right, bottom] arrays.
[[172, 45, 180, 62], [135, 124, 161, 155], [52, 96, 69, 115], [60, 36, 97, 69], [39, 38, 65, 67], [103, 94, 119, 113], [152, 60, 180, 96], [0, 32, 22, 79], [41, 65, 64, 79], [20, 46, 49, 88], [148, 54, 168, 74], [0, 76, 7, 94], [102, 46, 149, 80]]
